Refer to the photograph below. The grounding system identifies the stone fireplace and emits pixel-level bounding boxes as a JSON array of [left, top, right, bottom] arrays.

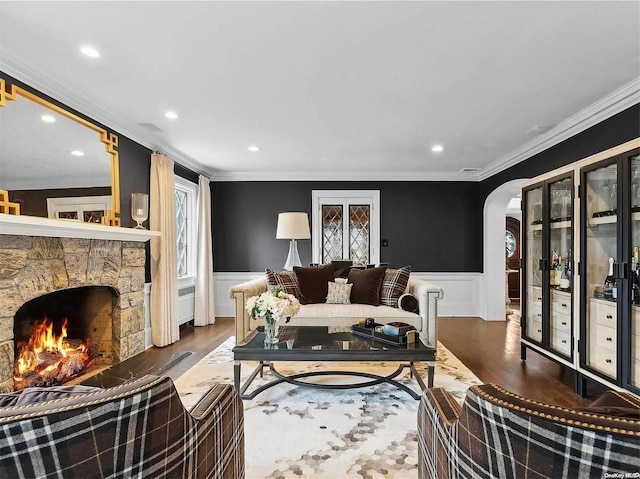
[[0, 233, 147, 391]]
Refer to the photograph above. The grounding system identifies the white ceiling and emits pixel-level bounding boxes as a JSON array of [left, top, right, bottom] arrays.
[[1, 1, 639, 182]]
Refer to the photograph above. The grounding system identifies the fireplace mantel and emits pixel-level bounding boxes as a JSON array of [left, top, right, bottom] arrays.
[[0, 214, 160, 241]]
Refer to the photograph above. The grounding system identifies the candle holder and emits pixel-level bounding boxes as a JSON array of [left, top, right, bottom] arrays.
[[131, 193, 149, 229]]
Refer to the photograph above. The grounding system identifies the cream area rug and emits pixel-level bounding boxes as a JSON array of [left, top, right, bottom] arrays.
[[174, 337, 481, 479]]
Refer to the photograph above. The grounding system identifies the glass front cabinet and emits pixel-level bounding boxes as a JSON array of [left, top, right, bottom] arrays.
[[521, 140, 640, 397], [578, 148, 640, 396], [522, 173, 574, 364]]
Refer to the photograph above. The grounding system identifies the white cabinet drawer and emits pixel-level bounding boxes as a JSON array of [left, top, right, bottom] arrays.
[[632, 332, 640, 361], [528, 302, 543, 321], [551, 312, 571, 333], [591, 346, 617, 377], [526, 319, 542, 342], [551, 290, 571, 315], [595, 324, 617, 351], [530, 286, 543, 304], [551, 329, 571, 356], [590, 299, 616, 327]]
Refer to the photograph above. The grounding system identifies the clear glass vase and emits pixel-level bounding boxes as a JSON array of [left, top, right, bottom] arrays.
[[264, 317, 279, 345]]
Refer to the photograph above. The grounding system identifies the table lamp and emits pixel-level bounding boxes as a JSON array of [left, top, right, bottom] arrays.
[[276, 212, 311, 270]]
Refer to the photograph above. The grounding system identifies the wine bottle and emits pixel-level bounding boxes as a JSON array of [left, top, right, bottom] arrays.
[[632, 257, 640, 305], [604, 257, 616, 301], [560, 259, 570, 290], [551, 250, 559, 287]]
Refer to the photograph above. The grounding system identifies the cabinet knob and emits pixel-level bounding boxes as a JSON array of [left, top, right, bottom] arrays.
[[561, 322, 567, 325], [561, 340, 567, 344], [537, 297, 542, 301], [606, 315, 613, 319], [561, 303, 567, 307], [537, 314, 542, 317], [537, 329, 542, 333], [606, 337, 613, 341], [606, 359, 612, 363]]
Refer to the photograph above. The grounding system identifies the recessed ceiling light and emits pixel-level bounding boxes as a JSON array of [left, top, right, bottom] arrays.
[[431, 145, 444, 153], [80, 46, 100, 58], [41, 114, 56, 123], [70, 150, 85, 157], [248, 145, 261, 152], [165, 111, 178, 119]]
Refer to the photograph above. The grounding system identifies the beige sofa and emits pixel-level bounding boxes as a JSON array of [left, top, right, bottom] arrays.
[[229, 277, 444, 348]]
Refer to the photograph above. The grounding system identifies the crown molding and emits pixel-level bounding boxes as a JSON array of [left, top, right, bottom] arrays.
[[478, 77, 640, 181], [211, 169, 478, 182]]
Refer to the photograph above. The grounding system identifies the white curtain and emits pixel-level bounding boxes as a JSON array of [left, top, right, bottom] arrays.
[[194, 175, 215, 326], [150, 153, 180, 346]]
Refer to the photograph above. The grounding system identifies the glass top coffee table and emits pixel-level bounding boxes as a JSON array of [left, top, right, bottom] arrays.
[[232, 325, 436, 400]]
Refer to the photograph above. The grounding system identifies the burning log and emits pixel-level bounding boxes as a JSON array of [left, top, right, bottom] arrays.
[[13, 318, 93, 390]]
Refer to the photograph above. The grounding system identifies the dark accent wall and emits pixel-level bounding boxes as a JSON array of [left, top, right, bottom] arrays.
[[211, 181, 480, 272], [213, 105, 639, 274]]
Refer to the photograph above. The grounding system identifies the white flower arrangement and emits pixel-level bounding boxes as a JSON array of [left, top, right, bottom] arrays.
[[246, 286, 300, 324]]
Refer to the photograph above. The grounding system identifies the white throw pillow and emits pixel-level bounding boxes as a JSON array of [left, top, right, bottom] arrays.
[[326, 281, 352, 304]]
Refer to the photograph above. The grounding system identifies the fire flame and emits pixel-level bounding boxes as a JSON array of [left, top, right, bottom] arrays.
[[14, 318, 87, 381]]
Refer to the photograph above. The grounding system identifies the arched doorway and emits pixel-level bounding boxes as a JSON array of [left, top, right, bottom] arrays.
[[481, 179, 527, 320]]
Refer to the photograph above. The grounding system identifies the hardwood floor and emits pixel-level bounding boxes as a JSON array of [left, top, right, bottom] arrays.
[[138, 314, 605, 408], [438, 315, 606, 407]]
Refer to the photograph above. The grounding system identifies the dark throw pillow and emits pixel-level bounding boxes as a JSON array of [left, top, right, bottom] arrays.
[[380, 265, 411, 307], [347, 265, 387, 305], [398, 293, 419, 313], [266, 268, 301, 299], [294, 264, 335, 304]]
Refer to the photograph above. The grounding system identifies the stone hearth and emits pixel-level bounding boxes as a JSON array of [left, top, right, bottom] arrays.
[[0, 235, 146, 391]]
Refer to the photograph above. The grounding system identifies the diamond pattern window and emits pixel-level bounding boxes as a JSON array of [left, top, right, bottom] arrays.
[[175, 176, 198, 282], [312, 191, 380, 266]]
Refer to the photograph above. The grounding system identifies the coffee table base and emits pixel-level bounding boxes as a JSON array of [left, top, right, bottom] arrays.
[[234, 360, 434, 400]]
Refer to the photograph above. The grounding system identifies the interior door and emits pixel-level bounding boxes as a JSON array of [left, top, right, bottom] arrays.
[[506, 217, 521, 300]]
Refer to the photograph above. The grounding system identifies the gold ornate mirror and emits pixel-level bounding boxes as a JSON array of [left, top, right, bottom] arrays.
[[0, 77, 120, 225]]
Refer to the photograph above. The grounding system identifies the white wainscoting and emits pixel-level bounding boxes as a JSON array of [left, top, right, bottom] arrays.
[[213, 271, 482, 318]]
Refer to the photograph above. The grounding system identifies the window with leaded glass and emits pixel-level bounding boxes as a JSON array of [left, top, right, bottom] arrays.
[[312, 191, 380, 266], [174, 175, 198, 282]]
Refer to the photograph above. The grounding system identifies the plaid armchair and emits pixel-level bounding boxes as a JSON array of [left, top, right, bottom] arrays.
[[418, 383, 640, 479], [0, 375, 244, 479]]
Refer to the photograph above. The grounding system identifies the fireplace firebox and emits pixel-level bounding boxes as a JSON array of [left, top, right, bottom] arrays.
[[13, 286, 117, 389]]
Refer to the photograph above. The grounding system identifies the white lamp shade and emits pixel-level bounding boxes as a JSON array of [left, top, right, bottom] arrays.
[[276, 212, 311, 239]]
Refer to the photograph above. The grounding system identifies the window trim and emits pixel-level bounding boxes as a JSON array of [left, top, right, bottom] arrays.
[[175, 175, 198, 288], [311, 190, 380, 265]]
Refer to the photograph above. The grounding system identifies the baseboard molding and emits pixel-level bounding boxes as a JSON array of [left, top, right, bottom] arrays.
[[213, 271, 482, 318]]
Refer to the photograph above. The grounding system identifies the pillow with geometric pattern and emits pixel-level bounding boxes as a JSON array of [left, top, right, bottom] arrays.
[[266, 268, 301, 299], [380, 265, 411, 307]]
